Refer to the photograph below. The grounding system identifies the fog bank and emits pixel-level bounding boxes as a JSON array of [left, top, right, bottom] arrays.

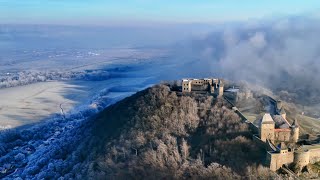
[[173, 16, 320, 104]]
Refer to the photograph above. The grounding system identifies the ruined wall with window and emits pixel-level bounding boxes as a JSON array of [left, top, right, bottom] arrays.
[[181, 78, 223, 96]]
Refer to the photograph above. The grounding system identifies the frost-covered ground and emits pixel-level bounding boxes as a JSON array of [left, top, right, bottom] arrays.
[[0, 46, 167, 129], [0, 86, 131, 179], [0, 78, 150, 129], [0, 48, 165, 178]]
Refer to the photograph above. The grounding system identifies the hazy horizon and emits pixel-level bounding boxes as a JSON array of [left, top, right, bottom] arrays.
[[1, 0, 320, 25]]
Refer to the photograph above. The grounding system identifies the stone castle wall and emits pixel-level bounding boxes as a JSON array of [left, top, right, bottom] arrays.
[[253, 135, 267, 148], [294, 151, 310, 168], [309, 148, 320, 164], [182, 78, 223, 95], [267, 151, 294, 171], [191, 84, 209, 91], [265, 134, 320, 171]]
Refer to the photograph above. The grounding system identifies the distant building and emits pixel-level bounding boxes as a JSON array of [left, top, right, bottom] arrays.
[[181, 78, 224, 96]]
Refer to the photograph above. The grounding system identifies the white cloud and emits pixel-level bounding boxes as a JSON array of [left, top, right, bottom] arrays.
[[249, 32, 266, 48]]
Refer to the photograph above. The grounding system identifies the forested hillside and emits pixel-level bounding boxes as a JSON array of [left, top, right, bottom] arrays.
[[85, 85, 278, 179], [0, 84, 281, 179]]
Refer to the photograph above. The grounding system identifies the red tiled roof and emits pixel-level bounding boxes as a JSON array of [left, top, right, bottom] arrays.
[[274, 128, 291, 132]]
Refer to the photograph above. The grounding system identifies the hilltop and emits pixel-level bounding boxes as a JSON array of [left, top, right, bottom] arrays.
[[84, 84, 277, 179]]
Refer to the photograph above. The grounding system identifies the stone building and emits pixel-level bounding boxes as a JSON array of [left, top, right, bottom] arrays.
[[293, 144, 320, 168], [266, 143, 295, 171], [258, 113, 299, 143], [251, 100, 302, 171], [230, 92, 320, 172], [255, 106, 320, 171], [255, 113, 320, 171], [181, 78, 224, 96], [267, 142, 320, 171]]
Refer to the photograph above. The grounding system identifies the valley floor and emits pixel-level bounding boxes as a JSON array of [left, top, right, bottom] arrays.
[[0, 78, 150, 129]]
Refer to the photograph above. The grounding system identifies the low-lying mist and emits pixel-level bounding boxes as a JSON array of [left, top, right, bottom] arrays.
[[172, 16, 320, 105], [2, 16, 319, 105]]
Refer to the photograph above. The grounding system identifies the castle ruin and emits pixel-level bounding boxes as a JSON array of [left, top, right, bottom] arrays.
[[181, 78, 224, 96]]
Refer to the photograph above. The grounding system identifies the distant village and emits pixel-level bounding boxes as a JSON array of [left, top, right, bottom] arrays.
[[181, 78, 320, 174]]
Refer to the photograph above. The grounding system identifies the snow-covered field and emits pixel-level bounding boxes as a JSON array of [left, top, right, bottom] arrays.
[[0, 78, 149, 129], [0, 47, 163, 178], [0, 48, 167, 130]]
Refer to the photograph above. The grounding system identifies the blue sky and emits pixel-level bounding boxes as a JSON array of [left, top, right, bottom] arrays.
[[1, 0, 320, 25]]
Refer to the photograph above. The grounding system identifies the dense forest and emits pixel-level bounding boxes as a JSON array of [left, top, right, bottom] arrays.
[[0, 70, 112, 89], [84, 84, 278, 179]]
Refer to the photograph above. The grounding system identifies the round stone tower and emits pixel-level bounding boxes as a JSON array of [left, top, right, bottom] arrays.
[[291, 118, 299, 143], [294, 150, 310, 168]]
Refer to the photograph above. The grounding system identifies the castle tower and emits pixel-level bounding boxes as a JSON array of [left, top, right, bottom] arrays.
[[210, 85, 215, 94], [294, 150, 310, 169], [182, 79, 192, 92], [291, 118, 299, 143], [260, 113, 275, 142], [218, 80, 224, 96], [280, 107, 286, 119]]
